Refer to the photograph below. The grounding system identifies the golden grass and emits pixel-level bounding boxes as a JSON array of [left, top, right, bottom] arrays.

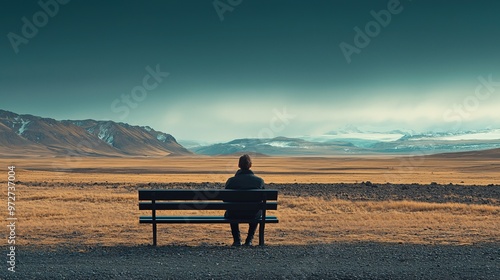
[[3, 185, 498, 248]]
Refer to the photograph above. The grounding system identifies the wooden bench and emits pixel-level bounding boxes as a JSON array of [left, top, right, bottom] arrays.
[[138, 189, 279, 246]]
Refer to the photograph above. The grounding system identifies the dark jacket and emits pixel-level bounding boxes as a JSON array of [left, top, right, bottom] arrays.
[[224, 169, 264, 219], [225, 169, 265, 190]]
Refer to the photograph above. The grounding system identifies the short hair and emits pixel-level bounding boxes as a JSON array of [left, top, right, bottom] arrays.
[[238, 154, 252, 170]]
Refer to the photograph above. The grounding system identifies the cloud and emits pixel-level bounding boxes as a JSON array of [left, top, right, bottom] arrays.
[[149, 84, 500, 142]]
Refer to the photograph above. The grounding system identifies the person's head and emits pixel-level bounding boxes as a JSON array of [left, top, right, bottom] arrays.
[[238, 154, 252, 170]]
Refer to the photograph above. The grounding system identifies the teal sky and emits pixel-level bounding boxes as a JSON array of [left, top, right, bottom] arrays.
[[2, 0, 500, 142]]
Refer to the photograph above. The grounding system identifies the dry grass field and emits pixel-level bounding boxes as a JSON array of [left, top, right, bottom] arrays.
[[9, 186, 499, 248], [1, 155, 499, 248]]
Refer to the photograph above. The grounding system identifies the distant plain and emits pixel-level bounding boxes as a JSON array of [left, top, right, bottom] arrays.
[[8, 153, 500, 184]]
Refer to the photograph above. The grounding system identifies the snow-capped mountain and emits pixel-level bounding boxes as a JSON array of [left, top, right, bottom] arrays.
[[177, 139, 218, 149], [0, 109, 191, 157], [191, 127, 500, 156], [400, 129, 500, 141], [64, 119, 189, 156], [192, 137, 363, 156], [301, 132, 406, 148]]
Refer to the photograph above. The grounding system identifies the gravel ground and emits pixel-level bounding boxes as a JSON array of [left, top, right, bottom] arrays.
[[32, 181, 500, 206], [124, 182, 500, 205], [2, 243, 499, 279]]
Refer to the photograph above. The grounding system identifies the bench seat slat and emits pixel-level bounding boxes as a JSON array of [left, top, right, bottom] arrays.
[[139, 189, 278, 201], [139, 215, 279, 224], [139, 201, 278, 211]]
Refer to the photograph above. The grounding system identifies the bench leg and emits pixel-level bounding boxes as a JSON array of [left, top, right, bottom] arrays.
[[259, 222, 265, 246], [153, 223, 157, 246]]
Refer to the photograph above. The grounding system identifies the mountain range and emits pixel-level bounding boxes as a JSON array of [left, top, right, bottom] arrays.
[[190, 127, 500, 156], [2, 109, 500, 158], [0, 109, 190, 157]]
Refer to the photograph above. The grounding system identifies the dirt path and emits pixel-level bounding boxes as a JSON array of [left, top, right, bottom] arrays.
[[3, 243, 499, 279]]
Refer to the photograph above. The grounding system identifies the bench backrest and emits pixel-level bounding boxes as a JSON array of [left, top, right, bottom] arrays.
[[138, 189, 278, 211]]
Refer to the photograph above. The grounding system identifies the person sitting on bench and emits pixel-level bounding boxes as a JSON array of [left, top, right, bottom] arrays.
[[224, 154, 265, 246]]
